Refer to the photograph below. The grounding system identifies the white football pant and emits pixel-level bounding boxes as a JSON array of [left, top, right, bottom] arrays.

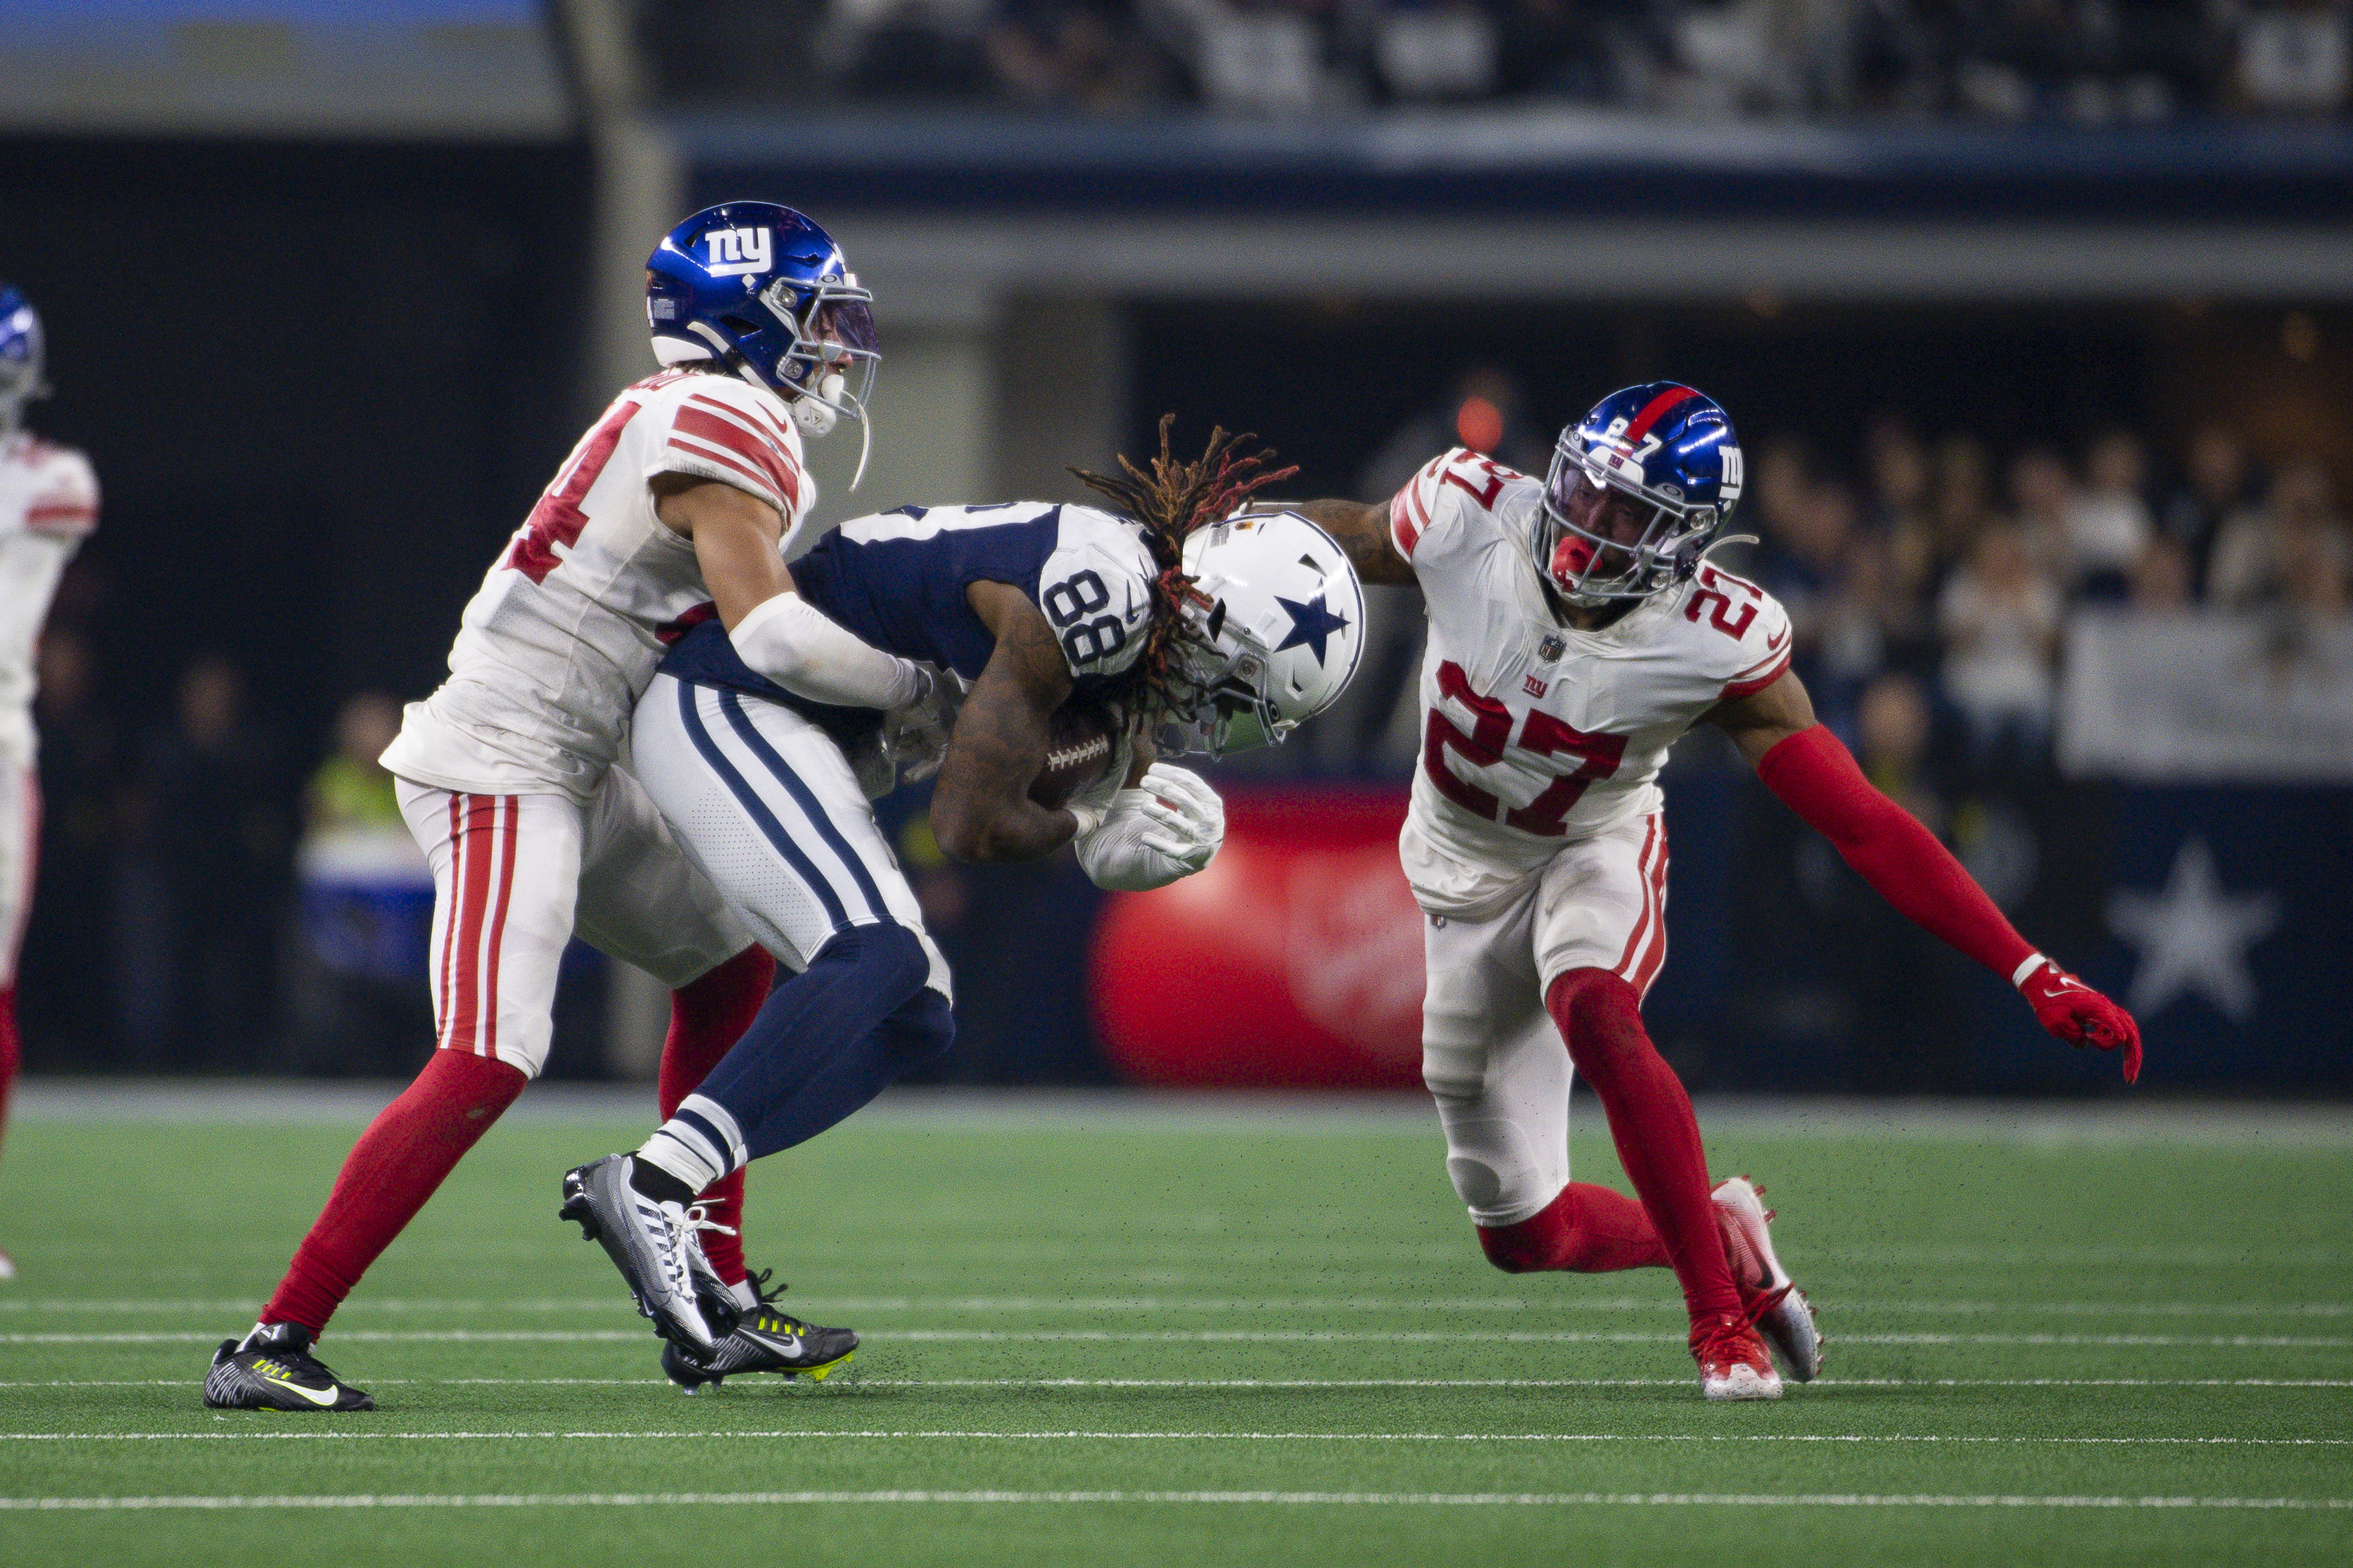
[[1421, 809, 1669, 1226], [630, 673, 951, 1000], [396, 768, 754, 1078]]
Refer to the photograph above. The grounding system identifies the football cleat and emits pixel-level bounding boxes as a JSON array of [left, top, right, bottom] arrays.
[[0, 1247, 15, 1282], [203, 1322, 374, 1412], [1713, 1175, 1822, 1382], [1690, 1311, 1783, 1402], [661, 1270, 858, 1392], [559, 1155, 727, 1354]]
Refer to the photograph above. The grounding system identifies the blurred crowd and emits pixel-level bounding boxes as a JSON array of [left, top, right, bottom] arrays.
[[642, 0, 2353, 119]]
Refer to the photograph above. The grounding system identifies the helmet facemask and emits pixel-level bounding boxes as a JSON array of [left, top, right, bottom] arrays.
[[1537, 426, 1720, 606], [0, 295, 44, 437], [1152, 593, 1290, 758], [760, 276, 879, 487]]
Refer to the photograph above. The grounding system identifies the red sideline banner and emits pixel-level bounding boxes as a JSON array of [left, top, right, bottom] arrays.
[[1090, 788, 1426, 1088]]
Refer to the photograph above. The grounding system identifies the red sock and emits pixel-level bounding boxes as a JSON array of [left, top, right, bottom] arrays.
[[0, 986, 16, 1167], [656, 945, 775, 1288], [262, 1050, 526, 1335], [1477, 1181, 1668, 1273], [1545, 967, 1739, 1322]]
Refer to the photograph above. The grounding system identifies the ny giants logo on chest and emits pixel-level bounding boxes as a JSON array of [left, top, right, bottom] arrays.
[[1523, 673, 1549, 699]]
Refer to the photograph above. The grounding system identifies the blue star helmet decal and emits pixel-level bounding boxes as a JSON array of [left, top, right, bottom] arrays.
[[1274, 591, 1352, 666]]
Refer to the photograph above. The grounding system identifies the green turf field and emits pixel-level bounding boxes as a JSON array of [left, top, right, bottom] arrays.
[[1, 1091, 2348, 1567]]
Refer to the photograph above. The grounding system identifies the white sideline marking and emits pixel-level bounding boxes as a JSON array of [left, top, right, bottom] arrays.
[[11, 1328, 2352, 1348], [9, 1382, 2343, 1391], [6, 1430, 2348, 1447], [7, 1296, 2347, 1318], [7, 1376, 2352, 1390], [3, 1489, 2349, 1513]]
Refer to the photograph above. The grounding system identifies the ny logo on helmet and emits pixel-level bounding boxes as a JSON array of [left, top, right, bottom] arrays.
[[704, 227, 773, 278]]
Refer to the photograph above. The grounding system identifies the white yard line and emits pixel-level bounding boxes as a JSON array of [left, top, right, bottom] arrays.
[[10, 1327, 2352, 1347], [3, 1489, 2349, 1512], [5, 1429, 2347, 1446]]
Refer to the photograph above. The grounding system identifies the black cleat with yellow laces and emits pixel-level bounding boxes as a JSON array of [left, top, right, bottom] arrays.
[[203, 1322, 375, 1411], [661, 1270, 857, 1391]]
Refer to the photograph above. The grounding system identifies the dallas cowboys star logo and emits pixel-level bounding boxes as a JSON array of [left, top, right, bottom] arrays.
[[1274, 592, 1351, 666]]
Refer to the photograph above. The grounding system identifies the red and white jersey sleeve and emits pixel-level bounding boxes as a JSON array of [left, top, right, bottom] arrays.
[[0, 435, 99, 755], [1388, 447, 1537, 578], [643, 373, 812, 527], [1661, 563, 1794, 706], [381, 369, 817, 803]]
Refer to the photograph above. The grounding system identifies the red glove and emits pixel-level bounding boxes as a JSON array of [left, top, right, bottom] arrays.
[[2015, 954, 2143, 1083]]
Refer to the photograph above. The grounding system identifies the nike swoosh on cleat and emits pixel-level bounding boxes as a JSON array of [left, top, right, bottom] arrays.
[[259, 1375, 343, 1407]]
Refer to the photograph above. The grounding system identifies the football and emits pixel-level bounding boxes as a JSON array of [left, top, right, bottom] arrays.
[[1029, 696, 1124, 810]]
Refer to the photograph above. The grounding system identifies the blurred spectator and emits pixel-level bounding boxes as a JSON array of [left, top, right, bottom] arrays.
[[2234, 3, 2351, 114], [2161, 422, 2260, 593], [1149, 0, 1339, 113], [1863, 414, 1939, 606], [1815, 528, 1935, 727], [1755, 468, 1856, 663], [2128, 535, 2197, 611], [2061, 428, 2154, 599], [1371, 1, 1499, 102], [18, 632, 124, 1062], [1854, 668, 1941, 829], [1929, 434, 1996, 582], [1937, 521, 2062, 772], [987, 0, 1172, 108], [2207, 459, 2353, 608], [286, 693, 435, 1076], [2005, 445, 2075, 575], [118, 655, 295, 1069]]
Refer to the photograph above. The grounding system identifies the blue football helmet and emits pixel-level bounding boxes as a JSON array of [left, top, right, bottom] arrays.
[[1537, 383, 1746, 605], [0, 283, 46, 435], [646, 202, 879, 485]]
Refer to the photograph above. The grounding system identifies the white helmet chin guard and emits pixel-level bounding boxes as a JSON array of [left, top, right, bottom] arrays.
[[1156, 511, 1366, 756]]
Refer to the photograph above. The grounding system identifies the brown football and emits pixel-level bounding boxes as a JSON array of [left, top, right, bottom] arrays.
[[1029, 696, 1122, 810]]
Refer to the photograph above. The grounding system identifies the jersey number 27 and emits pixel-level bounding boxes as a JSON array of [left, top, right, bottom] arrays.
[[1424, 661, 1626, 836]]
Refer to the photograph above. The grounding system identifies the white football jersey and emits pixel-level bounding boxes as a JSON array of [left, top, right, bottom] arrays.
[[381, 369, 816, 803], [1390, 447, 1791, 917], [0, 433, 98, 760]]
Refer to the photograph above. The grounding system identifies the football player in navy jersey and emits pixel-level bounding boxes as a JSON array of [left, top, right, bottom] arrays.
[[562, 428, 1369, 1382]]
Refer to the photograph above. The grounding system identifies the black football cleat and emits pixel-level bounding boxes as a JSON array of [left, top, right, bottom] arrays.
[[203, 1322, 374, 1412], [662, 1270, 858, 1392]]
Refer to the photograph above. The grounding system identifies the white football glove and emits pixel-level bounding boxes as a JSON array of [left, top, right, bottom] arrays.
[[1073, 763, 1224, 891]]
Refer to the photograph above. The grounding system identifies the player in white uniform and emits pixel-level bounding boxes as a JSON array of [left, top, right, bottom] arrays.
[[0, 285, 97, 1282], [1277, 382, 2141, 1401], [205, 203, 948, 1410]]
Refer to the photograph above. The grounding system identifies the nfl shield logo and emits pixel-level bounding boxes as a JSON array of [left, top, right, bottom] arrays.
[[1537, 634, 1566, 663]]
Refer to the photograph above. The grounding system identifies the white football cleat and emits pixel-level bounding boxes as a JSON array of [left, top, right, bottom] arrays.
[[1713, 1175, 1822, 1382], [0, 1247, 15, 1282]]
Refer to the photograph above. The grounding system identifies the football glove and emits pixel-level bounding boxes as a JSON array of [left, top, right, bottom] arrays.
[[1074, 764, 1223, 892], [2015, 954, 2143, 1083], [852, 667, 963, 798]]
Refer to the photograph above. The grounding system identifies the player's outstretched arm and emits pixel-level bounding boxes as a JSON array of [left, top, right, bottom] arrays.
[[930, 580, 1084, 864], [1706, 670, 2143, 1082], [655, 473, 930, 711], [1250, 499, 1418, 587]]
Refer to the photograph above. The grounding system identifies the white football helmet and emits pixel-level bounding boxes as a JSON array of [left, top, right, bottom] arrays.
[[1156, 510, 1366, 756]]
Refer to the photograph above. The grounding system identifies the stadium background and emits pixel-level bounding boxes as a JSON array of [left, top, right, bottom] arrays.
[[3, 0, 2349, 1098]]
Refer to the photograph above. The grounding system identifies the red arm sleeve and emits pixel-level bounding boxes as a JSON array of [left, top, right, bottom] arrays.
[[1755, 724, 2036, 980]]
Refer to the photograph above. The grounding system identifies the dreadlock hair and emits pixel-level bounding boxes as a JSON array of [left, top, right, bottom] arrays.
[[1068, 414, 1299, 718]]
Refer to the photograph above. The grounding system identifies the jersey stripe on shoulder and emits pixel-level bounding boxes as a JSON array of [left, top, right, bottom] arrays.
[[670, 399, 802, 513], [1721, 646, 1790, 699], [25, 498, 96, 537]]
